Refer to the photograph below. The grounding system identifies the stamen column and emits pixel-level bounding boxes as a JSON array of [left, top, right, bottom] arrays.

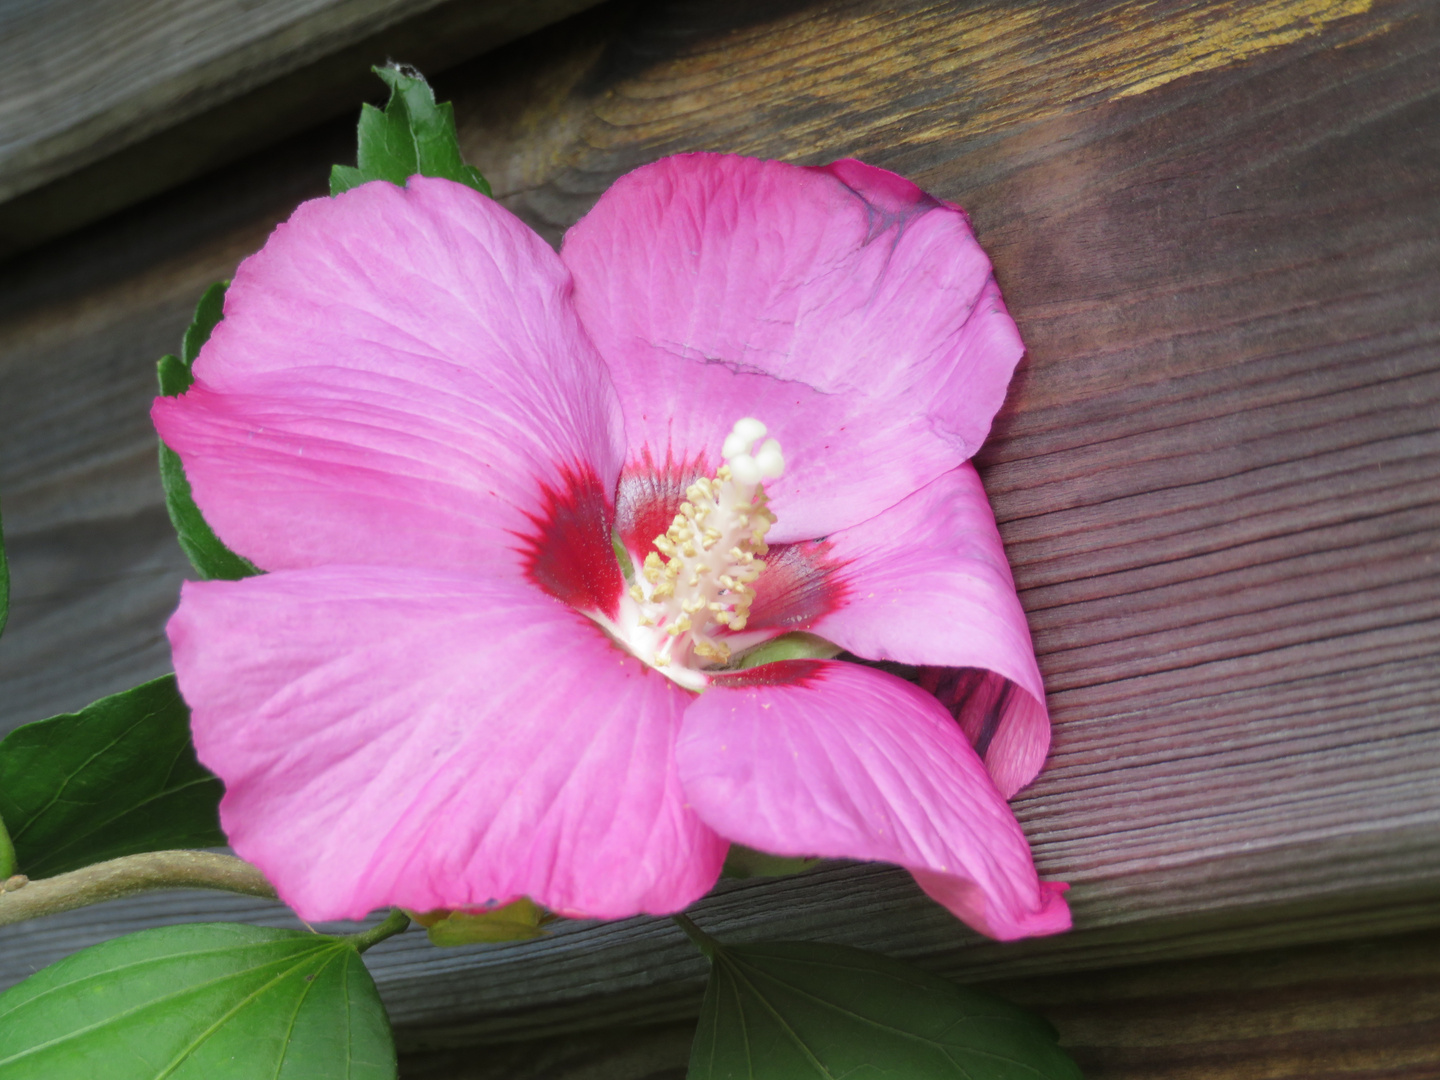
[[631, 418, 784, 669]]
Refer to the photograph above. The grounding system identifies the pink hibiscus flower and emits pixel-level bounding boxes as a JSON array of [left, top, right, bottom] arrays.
[[153, 154, 1070, 941]]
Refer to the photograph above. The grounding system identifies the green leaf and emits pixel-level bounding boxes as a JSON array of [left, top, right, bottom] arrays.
[[0, 922, 396, 1079], [688, 940, 1083, 1080], [0, 675, 225, 878], [0, 813, 13, 881], [156, 281, 259, 582], [158, 442, 258, 581], [182, 281, 227, 366], [330, 65, 491, 197]]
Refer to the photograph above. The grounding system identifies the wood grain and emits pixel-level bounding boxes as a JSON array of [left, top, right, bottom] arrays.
[[0, 0, 1436, 1049], [0, 0, 603, 258], [394, 927, 1440, 1079]]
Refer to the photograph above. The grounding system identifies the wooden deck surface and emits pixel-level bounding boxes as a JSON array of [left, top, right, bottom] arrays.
[[396, 925, 1440, 1079], [0, 0, 1436, 1070], [0, 0, 603, 257]]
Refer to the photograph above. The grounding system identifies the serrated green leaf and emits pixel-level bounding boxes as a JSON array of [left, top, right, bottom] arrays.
[[689, 940, 1083, 1080], [156, 281, 259, 582], [158, 441, 258, 581], [330, 65, 491, 197], [156, 353, 193, 397], [181, 281, 227, 366], [0, 922, 396, 1079], [0, 675, 224, 878]]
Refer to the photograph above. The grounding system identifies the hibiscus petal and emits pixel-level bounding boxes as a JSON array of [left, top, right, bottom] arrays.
[[561, 153, 1024, 541], [170, 565, 725, 921], [152, 177, 625, 583], [677, 660, 1069, 941], [807, 464, 1049, 797]]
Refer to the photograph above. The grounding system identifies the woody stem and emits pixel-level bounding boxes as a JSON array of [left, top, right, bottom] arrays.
[[0, 850, 276, 927]]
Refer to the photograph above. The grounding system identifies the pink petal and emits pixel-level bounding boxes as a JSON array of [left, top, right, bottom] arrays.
[[153, 177, 625, 587], [808, 464, 1049, 797], [170, 565, 725, 921], [914, 668, 1050, 800], [677, 660, 1069, 941], [562, 154, 1025, 541]]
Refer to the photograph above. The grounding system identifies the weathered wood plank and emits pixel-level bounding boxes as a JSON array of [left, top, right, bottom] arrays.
[[394, 927, 1440, 1079], [0, 0, 1436, 1046], [0, 0, 604, 258]]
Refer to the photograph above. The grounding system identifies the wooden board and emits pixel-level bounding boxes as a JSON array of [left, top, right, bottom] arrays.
[[1, 0, 1437, 1050], [0, 0, 604, 258], [395, 926, 1440, 1078]]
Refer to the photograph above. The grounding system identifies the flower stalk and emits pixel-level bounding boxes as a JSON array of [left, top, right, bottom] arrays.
[[672, 912, 718, 960], [350, 907, 411, 952]]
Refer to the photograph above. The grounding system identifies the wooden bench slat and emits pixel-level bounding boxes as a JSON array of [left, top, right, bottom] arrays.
[[0, 0, 604, 258]]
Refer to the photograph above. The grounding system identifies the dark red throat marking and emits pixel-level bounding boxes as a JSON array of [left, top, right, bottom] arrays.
[[614, 447, 710, 558], [519, 462, 623, 620], [747, 539, 848, 631], [710, 659, 827, 689]]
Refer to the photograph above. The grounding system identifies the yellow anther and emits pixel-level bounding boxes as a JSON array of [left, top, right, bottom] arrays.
[[693, 640, 731, 663]]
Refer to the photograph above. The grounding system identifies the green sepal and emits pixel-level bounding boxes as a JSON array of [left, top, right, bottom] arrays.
[[720, 845, 819, 880], [0, 675, 225, 879], [156, 281, 259, 582], [733, 632, 843, 670], [410, 897, 555, 946], [688, 939, 1083, 1080], [0, 922, 397, 1079], [331, 65, 491, 197]]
